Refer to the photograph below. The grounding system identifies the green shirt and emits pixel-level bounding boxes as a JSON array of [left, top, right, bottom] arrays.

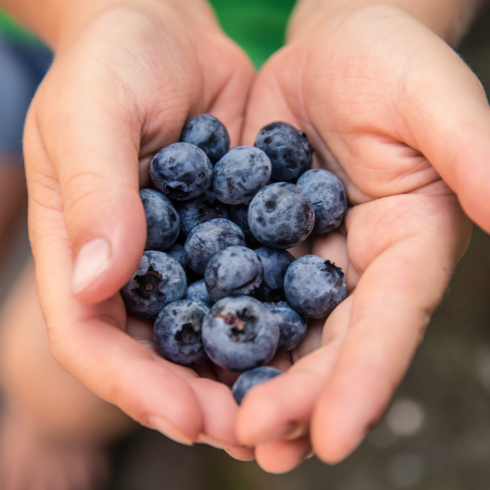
[[0, 0, 297, 66]]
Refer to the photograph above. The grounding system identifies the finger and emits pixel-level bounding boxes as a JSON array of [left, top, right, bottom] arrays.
[[236, 296, 352, 447], [33, 60, 149, 304], [25, 126, 203, 445], [255, 436, 312, 474], [311, 192, 471, 463], [398, 34, 490, 233], [189, 378, 241, 449]]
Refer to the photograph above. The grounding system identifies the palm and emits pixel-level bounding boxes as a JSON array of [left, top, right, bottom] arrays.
[[238, 5, 477, 472], [26, 5, 254, 452]]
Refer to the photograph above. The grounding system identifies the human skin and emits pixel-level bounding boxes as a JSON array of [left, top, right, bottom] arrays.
[[236, 0, 490, 473], [0, 0, 488, 471], [1, 0, 255, 453]]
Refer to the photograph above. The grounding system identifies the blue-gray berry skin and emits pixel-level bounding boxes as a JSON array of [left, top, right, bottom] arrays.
[[228, 204, 258, 244], [204, 246, 263, 302], [140, 189, 180, 251], [296, 169, 347, 234], [254, 247, 294, 302], [180, 114, 230, 164], [150, 143, 213, 201], [254, 122, 313, 182], [284, 256, 347, 319], [186, 279, 214, 307], [154, 300, 209, 366], [202, 296, 279, 372], [248, 183, 314, 249], [175, 191, 229, 236], [232, 367, 282, 405], [121, 251, 187, 318], [165, 243, 199, 284], [165, 243, 187, 269], [212, 147, 271, 205], [184, 218, 246, 275], [264, 302, 307, 351]]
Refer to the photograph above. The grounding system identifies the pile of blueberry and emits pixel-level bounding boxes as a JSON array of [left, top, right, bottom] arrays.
[[121, 115, 348, 404]]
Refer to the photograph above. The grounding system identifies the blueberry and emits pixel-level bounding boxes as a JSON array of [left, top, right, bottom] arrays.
[[231, 367, 282, 405], [212, 147, 271, 205], [228, 204, 257, 244], [264, 302, 307, 351], [150, 142, 213, 201], [248, 183, 314, 249], [254, 247, 295, 302], [184, 218, 245, 275], [175, 191, 229, 236], [180, 114, 230, 164], [284, 256, 347, 319], [204, 246, 263, 302], [139, 189, 180, 251], [165, 243, 199, 284], [202, 296, 279, 372], [296, 169, 347, 234], [165, 243, 187, 269], [121, 251, 187, 318], [154, 300, 209, 366], [254, 122, 313, 182], [186, 278, 214, 307]]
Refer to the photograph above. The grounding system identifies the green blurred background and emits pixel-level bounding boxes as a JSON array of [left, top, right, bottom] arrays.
[[3, 1, 490, 489]]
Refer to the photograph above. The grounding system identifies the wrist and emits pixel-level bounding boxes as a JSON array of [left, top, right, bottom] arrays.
[[2, 0, 218, 49], [288, 0, 484, 46]]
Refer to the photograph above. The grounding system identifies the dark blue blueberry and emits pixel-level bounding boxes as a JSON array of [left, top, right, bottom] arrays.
[[204, 246, 263, 302], [202, 296, 279, 372], [154, 300, 209, 366], [284, 256, 347, 319], [264, 302, 307, 351], [184, 218, 245, 275], [212, 147, 271, 205], [140, 189, 180, 251], [254, 122, 313, 182], [248, 183, 314, 249], [165, 243, 199, 284], [232, 367, 282, 405], [296, 169, 347, 234], [254, 247, 294, 302], [121, 251, 187, 318], [175, 191, 229, 236], [186, 279, 214, 307], [180, 114, 230, 164], [150, 142, 213, 201], [165, 243, 187, 269], [228, 204, 257, 244]]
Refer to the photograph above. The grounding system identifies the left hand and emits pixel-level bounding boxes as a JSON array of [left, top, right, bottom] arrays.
[[235, 3, 489, 472]]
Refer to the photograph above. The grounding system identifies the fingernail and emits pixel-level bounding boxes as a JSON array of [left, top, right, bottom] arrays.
[[71, 238, 110, 295], [285, 423, 308, 441], [254, 422, 298, 445], [225, 447, 256, 461], [145, 416, 194, 446], [197, 434, 232, 450]]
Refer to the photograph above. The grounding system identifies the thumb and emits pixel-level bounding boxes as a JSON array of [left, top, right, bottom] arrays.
[[32, 78, 156, 304], [402, 38, 490, 233]]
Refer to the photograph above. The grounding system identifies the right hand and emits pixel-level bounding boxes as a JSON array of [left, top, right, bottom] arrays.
[[24, 0, 254, 453]]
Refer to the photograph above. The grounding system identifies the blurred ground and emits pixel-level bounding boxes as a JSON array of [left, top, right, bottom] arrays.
[[2, 4, 490, 490], [106, 7, 490, 490]]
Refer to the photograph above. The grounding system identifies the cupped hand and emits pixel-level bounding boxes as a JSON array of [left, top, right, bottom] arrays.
[[237, 4, 489, 472], [23, 0, 255, 452]]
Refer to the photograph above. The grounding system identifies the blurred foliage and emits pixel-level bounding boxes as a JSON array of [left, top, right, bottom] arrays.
[[209, 0, 297, 68]]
